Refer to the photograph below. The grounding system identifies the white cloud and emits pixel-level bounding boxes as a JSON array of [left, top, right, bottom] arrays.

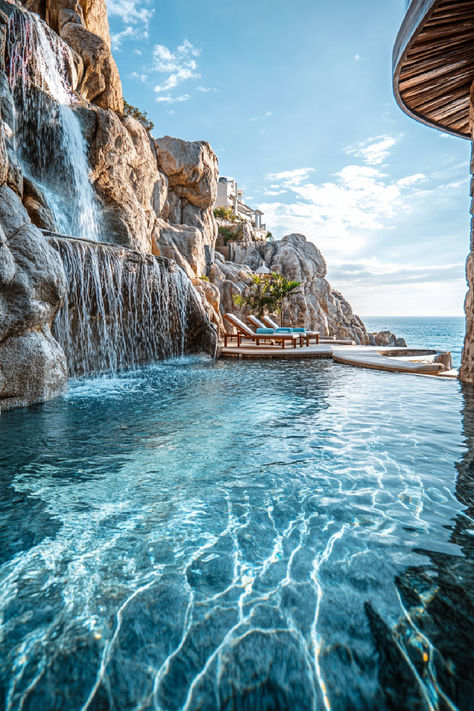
[[262, 159, 426, 256], [155, 94, 190, 103], [345, 135, 398, 166], [196, 86, 217, 93], [354, 53, 361, 61], [130, 71, 148, 83], [152, 40, 201, 97], [266, 168, 316, 187], [330, 257, 464, 286], [107, 0, 153, 49], [251, 111, 273, 122]]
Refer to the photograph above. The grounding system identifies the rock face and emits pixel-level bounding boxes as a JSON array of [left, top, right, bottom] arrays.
[[460, 102, 474, 383], [212, 234, 369, 343], [0, 0, 217, 411], [0, 3, 68, 411], [368, 331, 407, 348], [0, 153, 67, 411], [76, 105, 166, 252], [153, 137, 218, 277], [20, 0, 123, 111]]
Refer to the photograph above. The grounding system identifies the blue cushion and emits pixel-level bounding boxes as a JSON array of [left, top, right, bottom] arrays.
[[256, 328, 275, 334], [275, 328, 293, 333], [291, 328, 306, 333]]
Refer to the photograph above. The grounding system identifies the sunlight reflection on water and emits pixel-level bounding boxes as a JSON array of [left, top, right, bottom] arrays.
[[0, 358, 473, 711]]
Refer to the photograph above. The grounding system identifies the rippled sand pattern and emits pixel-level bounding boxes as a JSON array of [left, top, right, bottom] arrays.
[[0, 359, 473, 710]]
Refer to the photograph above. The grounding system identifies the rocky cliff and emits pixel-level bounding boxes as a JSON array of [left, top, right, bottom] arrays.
[[0, 0, 372, 411], [460, 89, 474, 384], [210, 233, 368, 343], [22, 0, 123, 111], [0, 0, 217, 410]]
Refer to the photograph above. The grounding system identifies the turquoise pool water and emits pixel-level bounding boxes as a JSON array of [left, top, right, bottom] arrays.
[[1, 358, 473, 710]]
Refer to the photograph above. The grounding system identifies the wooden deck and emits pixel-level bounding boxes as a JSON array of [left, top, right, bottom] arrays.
[[393, 0, 474, 138]]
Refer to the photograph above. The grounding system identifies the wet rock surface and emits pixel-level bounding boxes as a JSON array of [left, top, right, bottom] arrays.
[[20, 0, 123, 111], [0, 92, 67, 409]]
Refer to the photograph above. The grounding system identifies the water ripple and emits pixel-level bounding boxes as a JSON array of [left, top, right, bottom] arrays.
[[0, 360, 472, 710]]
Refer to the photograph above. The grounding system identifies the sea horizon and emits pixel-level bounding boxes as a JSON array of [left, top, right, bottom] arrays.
[[363, 315, 465, 368]]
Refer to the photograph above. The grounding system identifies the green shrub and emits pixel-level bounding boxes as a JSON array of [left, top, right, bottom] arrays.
[[214, 207, 234, 220], [266, 231, 273, 241], [218, 225, 244, 244], [199, 275, 210, 282], [123, 100, 154, 131], [214, 208, 246, 224]]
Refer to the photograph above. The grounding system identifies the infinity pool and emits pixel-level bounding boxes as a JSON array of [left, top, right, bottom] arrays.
[[1, 358, 473, 710]]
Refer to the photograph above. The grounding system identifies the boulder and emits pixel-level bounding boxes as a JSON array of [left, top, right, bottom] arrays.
[[0, 327, 67, 411], [153, 136, 218, 278], [369, 331, 407, 348], [79, 106, 166, 251], [155, 136, 218, 210], [22, 178, 56, 231], [60, 19, 122, 112]]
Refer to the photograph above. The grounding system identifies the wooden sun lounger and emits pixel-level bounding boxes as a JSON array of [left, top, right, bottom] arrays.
[[261, 314, 320, 345], [224, 314, 300, 349], [248, 314, 267, 329]]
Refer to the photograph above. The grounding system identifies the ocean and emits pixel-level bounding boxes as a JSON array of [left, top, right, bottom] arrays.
[[363, 316, 465, 369]]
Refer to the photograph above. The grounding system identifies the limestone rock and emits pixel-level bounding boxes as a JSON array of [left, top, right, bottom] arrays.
[[0, 186, 67, 410], [60, 20, 122, 111], [368, 331, 407, 348], [79, 106, 166, 251], [152, 136, 218, 277], [212, 233, 369, 344], [155, 136, 218, 210], [22, 178, 56, 231], [20, 0, 123, 112], [191, 278, 221, 333], [153, 219, 211, 278], [0, 327, 67, 411]]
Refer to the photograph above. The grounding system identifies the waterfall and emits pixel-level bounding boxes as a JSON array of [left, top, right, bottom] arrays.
[[49, 237, 212, 377], [7, 8, 103, 241]]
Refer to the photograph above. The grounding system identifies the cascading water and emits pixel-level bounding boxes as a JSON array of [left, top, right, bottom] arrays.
[[7, 8, 102, 240], [49, 237, 215, 377]]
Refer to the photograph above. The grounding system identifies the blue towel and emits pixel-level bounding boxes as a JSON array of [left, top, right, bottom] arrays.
[[256, 328, 275, 334]]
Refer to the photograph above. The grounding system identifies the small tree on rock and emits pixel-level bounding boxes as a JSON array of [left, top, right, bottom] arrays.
[[233, 272, 301, 320]]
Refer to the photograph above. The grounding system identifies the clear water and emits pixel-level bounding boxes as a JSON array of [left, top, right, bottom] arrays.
[[364, 316, 465, 368], [1, 358, 473, 710]]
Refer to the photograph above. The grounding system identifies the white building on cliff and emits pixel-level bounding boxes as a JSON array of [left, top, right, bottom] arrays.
[[215, 177, 266, 232]]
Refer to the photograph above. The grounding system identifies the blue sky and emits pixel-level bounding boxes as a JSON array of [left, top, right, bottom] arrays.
[[107, 0, 471, 317]]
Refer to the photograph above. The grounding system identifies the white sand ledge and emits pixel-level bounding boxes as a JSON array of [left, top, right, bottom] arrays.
[[219, 342, 458, 378]]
